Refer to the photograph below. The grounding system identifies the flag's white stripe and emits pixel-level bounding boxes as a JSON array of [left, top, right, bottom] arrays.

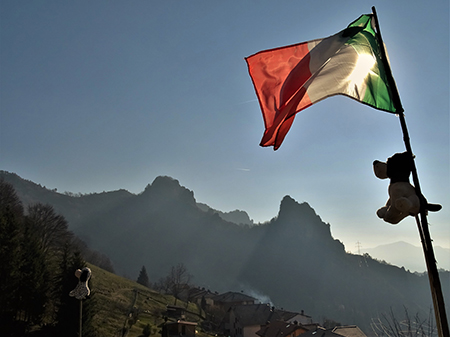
[[305, 33, 369, 104]]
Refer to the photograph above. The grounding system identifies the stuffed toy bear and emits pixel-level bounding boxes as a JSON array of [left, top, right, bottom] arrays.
[[69, 267, 91, 300], [373, 152, 441, 224]]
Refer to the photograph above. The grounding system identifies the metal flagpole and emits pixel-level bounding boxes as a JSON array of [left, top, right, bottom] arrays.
[[371, 7, 449, 337], [79, 299, 83, 337]]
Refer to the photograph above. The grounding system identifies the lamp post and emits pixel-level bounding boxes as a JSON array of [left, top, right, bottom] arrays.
[[69, 267, 92, 337]]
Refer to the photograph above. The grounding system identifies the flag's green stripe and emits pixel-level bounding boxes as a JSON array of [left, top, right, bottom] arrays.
[[346, 15, 396, 113]]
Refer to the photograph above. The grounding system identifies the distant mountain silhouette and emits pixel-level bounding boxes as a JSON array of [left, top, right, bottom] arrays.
[[197, 203, 255, 226], [1, 170, 449, 332], [363, 241, 450, 272]]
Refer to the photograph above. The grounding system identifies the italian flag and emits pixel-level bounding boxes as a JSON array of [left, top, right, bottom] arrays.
[[246, 14, 397, 150]]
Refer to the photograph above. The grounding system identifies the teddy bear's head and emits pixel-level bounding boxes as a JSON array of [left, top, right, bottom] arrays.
[[373, 151, 413, 183]]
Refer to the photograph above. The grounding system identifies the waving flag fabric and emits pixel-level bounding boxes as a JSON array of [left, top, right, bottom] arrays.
[[246, 14, 397, 150]]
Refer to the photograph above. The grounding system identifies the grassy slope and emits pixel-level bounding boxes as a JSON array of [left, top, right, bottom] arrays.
[[88, 264, 207, 337]]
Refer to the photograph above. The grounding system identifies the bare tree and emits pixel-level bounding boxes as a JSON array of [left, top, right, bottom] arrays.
[[371, 307, 437, 337], [155, 263, 192, 304], [169, 263, 192, 303], [26, 203, 73, 258], [153, 275, 172, 294]]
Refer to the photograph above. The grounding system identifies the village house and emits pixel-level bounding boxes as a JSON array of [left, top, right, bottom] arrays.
[[222, 304, 315, 337], [179, 287, 218, 307], [179, 288, 258, 310], [194, 288, 217, 307], [331, 325, 367, 337], [212, 291, 258, 310], [161, 304, 199, 337], [162, 321, 197, 337], [278, 310, 313, 326], [256, 320, 308, 337], [294, 325, 368, 337], [166, 305, 186, 320], [298, 327, 342, 337]]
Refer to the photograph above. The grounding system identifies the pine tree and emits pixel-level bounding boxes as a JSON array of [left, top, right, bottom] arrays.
[[137, 265, 150, 288]]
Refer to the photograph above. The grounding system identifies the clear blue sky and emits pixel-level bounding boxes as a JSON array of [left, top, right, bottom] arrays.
[[1, 1, 449, 255]]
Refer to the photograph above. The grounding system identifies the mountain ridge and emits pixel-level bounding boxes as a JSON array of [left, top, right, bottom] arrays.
[[363, 241, 450, 272], [1, 170, 448, 332]]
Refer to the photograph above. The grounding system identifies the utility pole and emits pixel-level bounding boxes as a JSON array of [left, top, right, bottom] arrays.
[[355, 241, 362, 255]]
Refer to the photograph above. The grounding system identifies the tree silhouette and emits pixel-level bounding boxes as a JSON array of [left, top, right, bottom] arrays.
[[0, 180, 98, 336], [143, 323, 151, 337], [169, 263, 192, 304], [16, 223, 48, 326], [137, 266, 150, 288], [0, 179, 26, 334], [153, 263, 192, 304], [26, 203, 73, 258], [371, 307, 437, 337]]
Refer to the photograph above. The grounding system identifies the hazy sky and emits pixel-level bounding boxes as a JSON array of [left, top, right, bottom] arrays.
[[1, 1, 449, 256]]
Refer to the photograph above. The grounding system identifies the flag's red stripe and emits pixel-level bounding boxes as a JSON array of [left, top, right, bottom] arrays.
[[246, 42, 313, 149]]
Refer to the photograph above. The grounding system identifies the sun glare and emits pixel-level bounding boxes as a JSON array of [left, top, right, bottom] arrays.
[[348, 53, 376, 88]]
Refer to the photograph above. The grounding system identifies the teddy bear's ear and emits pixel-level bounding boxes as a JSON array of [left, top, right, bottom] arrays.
[[373, 160, 388, 179]]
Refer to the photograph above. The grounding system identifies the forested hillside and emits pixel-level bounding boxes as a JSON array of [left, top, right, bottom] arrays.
[[0, 178, 97, 336]]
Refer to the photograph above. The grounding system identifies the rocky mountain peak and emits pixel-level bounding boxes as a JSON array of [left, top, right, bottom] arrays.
[[278, 195, 317, 221], [142, 176, 196, 206]]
